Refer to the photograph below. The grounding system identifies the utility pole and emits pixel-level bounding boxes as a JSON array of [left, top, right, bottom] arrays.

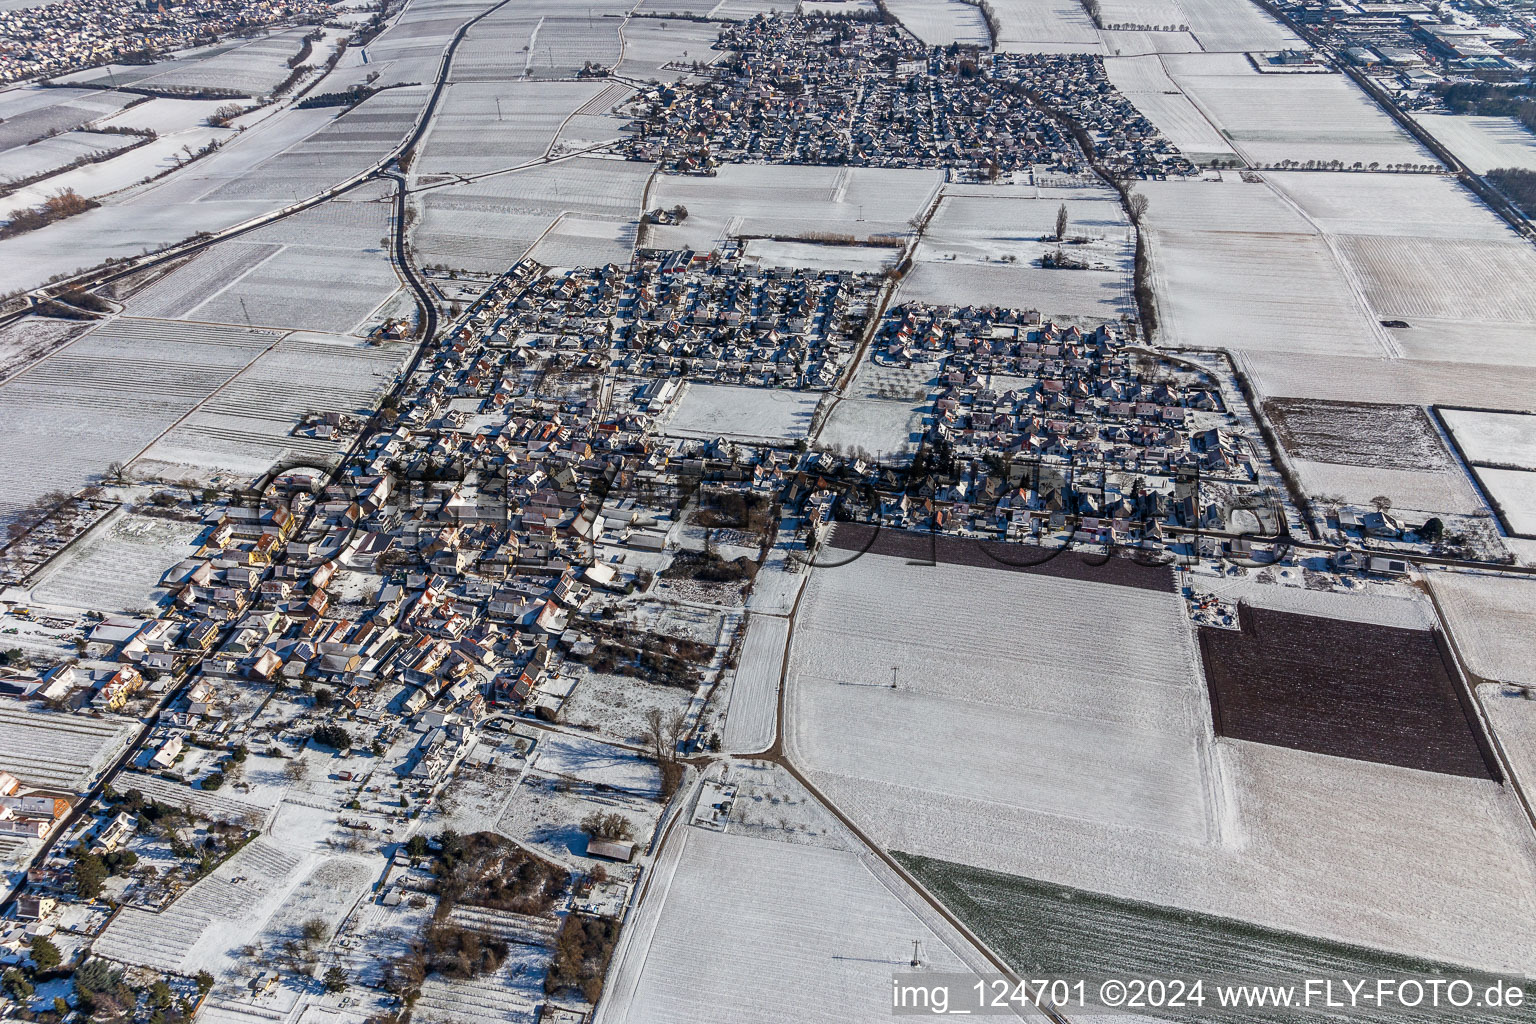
[[890, 666, 898, 689], [910, 939, 921, 967], [495, 97, 502, 121]]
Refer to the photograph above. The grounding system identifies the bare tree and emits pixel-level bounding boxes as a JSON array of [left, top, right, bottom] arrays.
[[1127, 192, 1149, 220], [1055, 203, 1069, 241]]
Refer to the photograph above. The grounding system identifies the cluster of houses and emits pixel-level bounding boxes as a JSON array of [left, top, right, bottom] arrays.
[[0, 0, 331, 85], [620, 12, 1192, 180], [0, 771, 67, 840], [460, 250, 881, 390]]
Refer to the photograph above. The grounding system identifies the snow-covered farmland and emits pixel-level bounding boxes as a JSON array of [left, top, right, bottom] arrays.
[[0, 88, 134, 151], [1479, 468, 1536, 535], [413, 156, 649, 275], [721, 614, 789, 752], [1266, 170, 1515, 240], [597, 825, 985, 1024], [885, 0, 990, 45], [1442, 409, 1536, 471], [534, 733, 661, 798], [898, 189, 1133, 315], [664, 384, 822, 442], [0, 130, 136, 186], [645, 164, 942, 251], [29, 509, 203, 614], [66, 29, 315, 97], [414, 81, 606, 179], [0, 701, 136, 793], [817, 396, 927, 460], [1414, 114, 1536, 174], [987, 0, 1102, 52], [1104, 56, 1238, 161], [0, 318, 278, 521], [614, 19, 722, 82], [786, 552, 1213, 841], [1336, 234, 1536, 324], [1292, 458, 1484, 516], [1432, 572, 1536, 686], [1092, 0, 1189, 30], [1174, 0, 1301, 51], [742, 239, 899, 272], [1163, 56, 1432, 168]]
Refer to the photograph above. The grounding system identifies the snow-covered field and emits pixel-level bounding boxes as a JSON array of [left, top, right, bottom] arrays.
[[1093, 0, 1189, 29], [884, 0, 990, 45], [742, 239, 899, 272], [597, 825, 987, 1024], [414, 81, 606, 178], [1104, 56, 1238, 161], [1163, 56, 1432, 168], [0, 88, 134, 151], [1337, 234, 1536, 324], [898, 190, 1133, 315], [817, 396, 927, 460], [29, 509, 202, 614], [721, 613, 788, 752], [1174, 0, 1301, 51], [615, 20, 722, 82], [1293, 458, 1484, 516], [664, 384, 822, 442], [1433, 572, 1536, 686], [646, 164, 942, 251], [1442, 409, 1536, 471], [0, 130, 135, 185], [1479, 468, 1536, 535], [534, 733, 661, 797], [1414, 114, 1536, 174], [0, 701, 137, 793], [987, 0, 1102, 52], [66, 29, 315, 97]]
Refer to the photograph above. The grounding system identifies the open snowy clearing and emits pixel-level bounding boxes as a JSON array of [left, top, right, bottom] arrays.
[[742, 238, 899, 272], [817, 396, 927, 460], [30, 509, 202, 614], [1336, 234, 1536, 325], [597, 825, 989, 1024], [987, 0, 1103, 51], [664, 384, 822, 442], [1432, 572, 1536, 686], [1442, 409, 1536, 471], [1292, 458, 1485, 517], [1479, 468, 1536, 535], [1414, 114, 1536, 175], [1242, 352, 1536, 410], [721, 613, 789, 752], [534, 733, 661, 798], [1265, 170, 1516, 240], [645, 164, 942, 251]]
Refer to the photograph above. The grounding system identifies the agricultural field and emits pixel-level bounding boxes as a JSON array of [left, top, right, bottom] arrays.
[[597, 825, 985, 1024], [644, 164, 943, 252], [65, 29, 316, 97], [1199, 605, 1496, 778], [412, 156, 650, 275], [884, 0, 991, 46], [663, 384, 822, 442], [785, 546, 1213, 843], [413, 81, 608, 179], [1292, 458, 1485, 516], [1442, 409, 1536, 470], [1265, 399, 1451, 471], [986, 0, 1103, 53], [1336, 234, 1536, 324], [1092, 0, 1190, 30], [0, 317, 91, 384], [1478, 467, 1536, 536], [0, 88, 135, 152], [897, 189, 1134, 316], [0, 318, 278, 521], [1099, 29, 1205, 55], [0, 131, 137, 186], [1162, 56, 1432, 168], [524, 213, 640, 270], [28, 509, 203, 614], [1432, 571, 1536, 686], [900, 856, 1536, 1024], [741, 239, 899, 272], [1103, 56, 1238, 162], [1173, 0, 1301, 51], [1414, 114, 1536, 174], [614, 20, 723, 81], [0, 701, 137, 793], [720, 613, 789, 752]]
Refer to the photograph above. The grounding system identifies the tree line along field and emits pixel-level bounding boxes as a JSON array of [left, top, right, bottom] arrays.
[[897, 854, 1536, 1024], [1199, 605, 1499, 779]]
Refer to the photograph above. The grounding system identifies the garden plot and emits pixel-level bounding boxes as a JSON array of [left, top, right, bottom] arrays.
[[663, 384, 821, 442], [414, 935, 548, 1024], [1141, 179, 1385, 356], [1479, 468, 1536, 536], [785, 551, 1216, 842], [1442, 409, 1536, 471], [898, 192, 1134, 316], [596, 826, 985, 1024], [0, 130, 136, 186], [29, 509, 202, 614], [414, 81, 605, 179], [1103, 56, 1237, 161], [645, 164, 942, 252], [884, 0, 990, 46], [0, 319, 277, 522], [1174, 0, 1301, 51], [136, 333, 409, 481], [1432, 572, 1536, 686], [1166, 57, 1431, 168], [987, 0, 1103, 52], [1414, 114, 1536, 174], [0, 701, 136, 793], [721, 613, 788, 752], [412, 156, 650, 275], [116, 770, 277, 828]]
